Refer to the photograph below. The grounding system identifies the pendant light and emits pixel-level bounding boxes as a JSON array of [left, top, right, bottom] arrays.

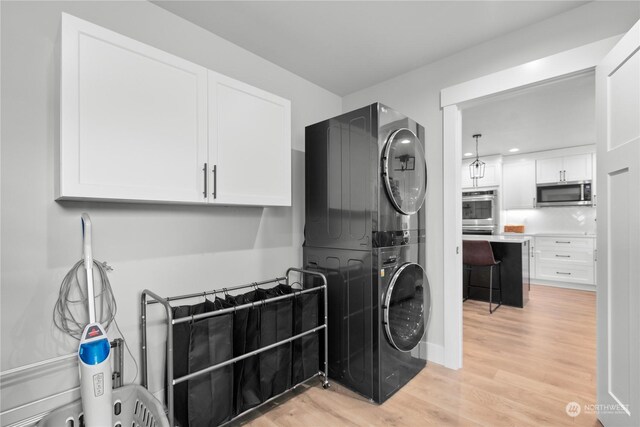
[[469, 134, 485, 186]]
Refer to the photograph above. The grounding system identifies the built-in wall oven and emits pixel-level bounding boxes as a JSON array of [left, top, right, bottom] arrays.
[[462, 190, 498, 235]]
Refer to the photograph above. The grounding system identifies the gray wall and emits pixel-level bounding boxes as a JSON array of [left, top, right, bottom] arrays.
[[0, 1, 341, 422], [342, 1, 640, 357]]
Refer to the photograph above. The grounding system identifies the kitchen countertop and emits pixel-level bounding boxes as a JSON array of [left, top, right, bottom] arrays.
[[501, 232, 596, 238], [463, 234, 532, 243]]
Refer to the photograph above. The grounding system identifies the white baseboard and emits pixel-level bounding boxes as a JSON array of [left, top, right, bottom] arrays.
[[532, 280, 596, 292], [412, 341, 444, 365]]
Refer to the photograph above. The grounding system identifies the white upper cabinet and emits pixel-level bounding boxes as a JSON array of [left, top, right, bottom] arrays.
[[536, 157, 564, 184], [562, 154, 592, 182], [208, 72, 291, 206], [503, 160, 536, 209], [58, 14, 291, 206], [59, 14, 208, 203], [536, 154, 592, 184], [462, 158, 500, 189]]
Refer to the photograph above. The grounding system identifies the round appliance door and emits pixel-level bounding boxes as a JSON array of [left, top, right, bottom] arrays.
[[384, 262, 430, 352], [382, 128, 427, 215]]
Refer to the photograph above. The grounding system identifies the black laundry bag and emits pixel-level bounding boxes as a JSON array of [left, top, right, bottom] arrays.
[[292, 286, 320, 385], [225, 291, 262, 414], [169, 298, 234, 427], [259, 284, 293, 400], [187, 297, 233, 427], [171, 300, 216, 427]]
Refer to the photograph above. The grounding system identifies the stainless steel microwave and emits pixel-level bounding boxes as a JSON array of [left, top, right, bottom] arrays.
[[536, 181, 592, 207]]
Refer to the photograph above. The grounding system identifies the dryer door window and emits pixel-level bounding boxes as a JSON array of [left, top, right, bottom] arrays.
[[382, 128, 427, 215], [384, 262, 430, 352]]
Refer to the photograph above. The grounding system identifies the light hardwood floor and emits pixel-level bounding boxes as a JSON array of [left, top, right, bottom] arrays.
[[240, 285, 598, 426]]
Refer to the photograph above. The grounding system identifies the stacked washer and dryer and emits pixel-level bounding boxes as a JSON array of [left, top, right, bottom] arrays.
[[303, 103, 431, 403]]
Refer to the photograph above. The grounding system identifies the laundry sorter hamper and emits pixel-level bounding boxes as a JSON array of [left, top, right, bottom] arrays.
[[37, 384, 170, 427], [140, 267, 330, 427]]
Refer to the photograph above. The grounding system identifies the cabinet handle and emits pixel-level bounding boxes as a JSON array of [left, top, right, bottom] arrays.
[[559, 170, 562, 182], [203, 163, 208, 198], [594, 249, 597, 262], [212, 164, 217, 199], [555, 241, 571, 244], [563, 170, 566, 181], [555, 254, 571, 258], [556, 271, 572, 275]]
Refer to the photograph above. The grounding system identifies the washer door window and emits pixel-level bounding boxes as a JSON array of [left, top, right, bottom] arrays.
[[383, 128, 427, 215], [384, 263, 430, 352]]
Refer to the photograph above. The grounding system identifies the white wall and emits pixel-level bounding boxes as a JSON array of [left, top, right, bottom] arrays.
[[0, 1, 341, 422], [343, 1, 639, 355]]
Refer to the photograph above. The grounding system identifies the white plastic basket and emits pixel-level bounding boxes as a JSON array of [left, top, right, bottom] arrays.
[[37, 385, 169, 427]]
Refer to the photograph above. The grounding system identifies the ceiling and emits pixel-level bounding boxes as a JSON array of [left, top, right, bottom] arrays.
[[461, 72, 595, 158], [153, 1, 587, 95]]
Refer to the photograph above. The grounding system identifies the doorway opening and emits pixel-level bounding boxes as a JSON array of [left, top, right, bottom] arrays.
[[440, 37, 619, 371], [456, 72, 599, 423]]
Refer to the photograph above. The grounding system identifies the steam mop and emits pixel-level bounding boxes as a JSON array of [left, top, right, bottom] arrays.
[[78, 213, 113, 426]]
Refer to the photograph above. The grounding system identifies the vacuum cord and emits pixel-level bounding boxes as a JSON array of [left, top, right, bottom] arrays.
[[53, 259, 117, 340]]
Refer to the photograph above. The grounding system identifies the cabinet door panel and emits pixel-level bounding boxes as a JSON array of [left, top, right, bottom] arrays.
[[563, 154, 592, 182], [536, 261, 594, 284], [462, 160, 499, 188], [535, 236, 594, 250], [209, 72, 291, 206], [538, 249, 594, 264], [461, 161, 475, 189], [536, 157, 563, 183], [59, 14, 207, 203], [503, 161, 536, 209]]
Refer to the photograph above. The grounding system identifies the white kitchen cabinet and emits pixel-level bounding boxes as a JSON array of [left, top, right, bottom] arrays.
[[461, 164, 475, 189], [536, 154, 592, 184], [563, 154, 592, 182], [534, 236, 595, 285], [536, 157, 564, 184], [58, 14, 291, 206], [462, 159, 500, 189], [502, 160, 536, 209], [208, 72, 291, 206], [58, 13, 208, 203]]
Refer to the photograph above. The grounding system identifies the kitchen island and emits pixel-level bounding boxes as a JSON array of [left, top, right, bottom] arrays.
[[463, 234, 531, 308]]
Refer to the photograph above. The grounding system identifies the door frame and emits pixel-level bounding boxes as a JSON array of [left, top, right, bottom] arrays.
[[439, 35, 621, 369]]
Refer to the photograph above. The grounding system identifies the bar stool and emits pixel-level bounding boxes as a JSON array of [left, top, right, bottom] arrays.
[[462, 240, 502, 314]]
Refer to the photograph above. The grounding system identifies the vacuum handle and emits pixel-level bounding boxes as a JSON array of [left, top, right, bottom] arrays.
[[81, 213, 96, 324], [81, 214, 93, 269]]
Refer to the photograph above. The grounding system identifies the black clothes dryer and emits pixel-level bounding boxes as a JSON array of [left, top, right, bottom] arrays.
[[304, 103, 427, 251]]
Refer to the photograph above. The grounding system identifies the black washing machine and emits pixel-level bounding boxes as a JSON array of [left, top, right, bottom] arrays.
[[303, 103, 430, 403], [302, 244, 429, 403]]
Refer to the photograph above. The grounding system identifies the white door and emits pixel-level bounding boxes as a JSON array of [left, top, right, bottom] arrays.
[[59, 14, 208, 203], [208, 71, 291, 206], [503, 160, 536, 209], [536, 157, 563, 183], [563, 153, 593, 182], [596, 20, 640, 427]]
